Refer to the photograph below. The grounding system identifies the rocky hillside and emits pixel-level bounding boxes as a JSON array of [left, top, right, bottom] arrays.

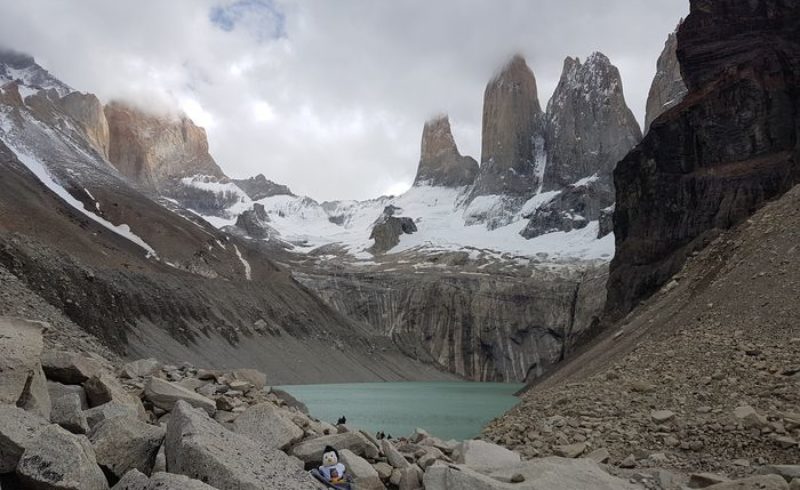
[[607, 0, 800, 319], [644, 30, 687, 133]]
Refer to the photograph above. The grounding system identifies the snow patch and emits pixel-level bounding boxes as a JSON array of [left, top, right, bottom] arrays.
[[233, 244, 252, 280]]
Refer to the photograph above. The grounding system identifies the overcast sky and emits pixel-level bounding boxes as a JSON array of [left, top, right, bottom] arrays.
[[0, 0, 688, 201]]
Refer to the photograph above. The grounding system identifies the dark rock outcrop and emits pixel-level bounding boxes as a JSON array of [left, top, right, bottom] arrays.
[[232, 174, 295, 200], [413, 115, 478, 187], [644, 30, 688, 133], [607, 0, 800, 319], [0, 48, 72, 96], [521, 179, 611, 238], [542, 53, 642, 193], [234, 203, 276, 239], [472, 55, 545, 198], [369, 209, 417, 255]]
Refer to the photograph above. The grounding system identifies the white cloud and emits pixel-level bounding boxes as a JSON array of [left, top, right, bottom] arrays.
[[0, 0, 688, 201]]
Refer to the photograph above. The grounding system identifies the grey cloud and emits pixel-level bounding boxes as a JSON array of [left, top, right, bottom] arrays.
[[0, 0, 688, 200]]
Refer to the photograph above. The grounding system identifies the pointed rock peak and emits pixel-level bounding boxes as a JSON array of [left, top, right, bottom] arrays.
[[644, 28, 687, 131], [232, 174, 295, 200], [414, 113, 478, 188], [0, 48, 35, 69], [490, 54, 538, 95]]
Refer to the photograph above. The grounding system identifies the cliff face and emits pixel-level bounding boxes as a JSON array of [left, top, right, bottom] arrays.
[[472, 55, 545, 198], [104, 101, 226, 192], [542, 53, 642, 193], [58, 92, 110, 160], [607, 0, 800, 319], [413, 115, 478, 188], [644, 31, 688, 133], [295, 264, 608, 382]]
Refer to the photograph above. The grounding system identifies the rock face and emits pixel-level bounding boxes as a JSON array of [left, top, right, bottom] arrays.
[[104, 101, 226, 192], [0, 405, 49, 472], [0, 48, 72, 96], [232, 402, 304, 450], [0, 317, 51, 419], [542, 53, 642, 193], [232, 174, 294, 200], [369, 210, 418, 255], [607, 0, 800, 319], [644, 30, 688, 133], [58, 92, 111, 160], [234, 203, 276, 239], [473, 54, 545, 198], [521, 179, 610, 238], [413, 115, 478, 188]]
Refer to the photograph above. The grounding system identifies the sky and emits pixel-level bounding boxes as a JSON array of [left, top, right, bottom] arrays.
[[0, 0, 688, 201]]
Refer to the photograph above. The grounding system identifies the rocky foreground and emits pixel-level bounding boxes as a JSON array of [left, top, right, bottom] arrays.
[[1, 316, 796, 490]]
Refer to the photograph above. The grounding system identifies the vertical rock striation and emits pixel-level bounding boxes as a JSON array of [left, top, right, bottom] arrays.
[[644, 30, 688, 133], [413, 115, 478, 188], [58, 92, 111, 160], [472, 55, 545, 198], [607, 0, 800, 319]]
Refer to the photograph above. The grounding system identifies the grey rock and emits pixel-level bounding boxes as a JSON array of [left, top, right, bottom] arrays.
[[644, 30, 687, 132], [373, 462, 393, 480], [120, 359, 160, 379], [143, 377, 215, 415], [553, 442, 587, 458], [521, 179, 612, 239], [165, 400, 315, 489], [51, 393, 89, 434], [452, 439, 521, 472], [231, 368, 268, 391], [84, 373, 146, 419], [47, 381, 88, 410], [394, 465, 423, 490], [85, 402, 141, 430], [381, 439, 411, 469], [16, 424, 108, 490], [292, 432, 379, 465], [42, 350, 103, 384], [232, 402, 304, 450], [232, 174, 295, 200], [705, 475, 789, 489], [89, 416, 165, 480], [689, 473, 730, 488], [111, 469, 149, 490], [339, 449, 383, 490], [0, 404, 49, 472], [761, 466, 800, 483], [733, 405, 768, 428], [413, 114, 478, 188], [651, 409, 676, 423], [0, 317, 51, 419], [235, 203, 277, 239], [587, 447, 610, 464], [111, 469, 217, 490], [369, 211, 417, 254]]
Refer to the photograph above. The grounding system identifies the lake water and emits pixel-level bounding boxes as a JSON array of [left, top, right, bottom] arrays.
[[279, 381, 522, 441]]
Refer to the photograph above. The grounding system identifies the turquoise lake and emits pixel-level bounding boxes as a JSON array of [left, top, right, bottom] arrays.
[[279, 381, 523, 441]]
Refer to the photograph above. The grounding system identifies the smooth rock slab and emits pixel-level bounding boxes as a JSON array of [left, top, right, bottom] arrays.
[[51, 392, 89, 434], [90, 415, 165, 480], [0, 317, 51, 419], [144, 377, 215, 415], [85, 402, 142, 430], [42, 350, 103, 384], [292, 432, 379, 465], [48, 381, 89, 410], [706, 475, 789, 489], [120, 359, 160, 379], [16, 424, 108, 490], [165, 400, 317, 489], [0, 405, 49, 472], [381, 439, 411, 468], [339, 449, 383, 490], [453, 439, 521, 472], [84, 373, 146, 419], [232, 402, 304, 450]]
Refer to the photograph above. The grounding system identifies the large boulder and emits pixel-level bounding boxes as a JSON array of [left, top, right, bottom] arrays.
[[291, 432, 379, 466], [165, 400, 316, 489], [48, 381, 89, 410], [16, 424, 108, 490], [0, 317, 51, 419], [84, 373, 146, 419], [41, 351, 104, 384], [0, 405, 49, 472], [51, 392, 89, 434], [120, 359, 160, 379], [85, 402, 142, 431], [339, 449, 383, 490], [143, 377, 216, 415], [453, 440, 521, 472], [89, 416, 165, 481], [232, 402, 304, 450], [231, 368, 268, 391], [381, 439, 410, 469]]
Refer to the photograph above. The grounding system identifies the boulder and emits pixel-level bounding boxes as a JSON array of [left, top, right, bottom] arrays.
[[16, 424, 108, 490], [381, 439, 411, 468], [373, 462, 393, 480], [706, 475, 789, 489], [120, 359, 160, 379], [231, 369, 267, 390], [41, 351, 103, 384], [84, 373, 146, 419], [165, 400, 315, 489], [0, 405, 49, 472], [111, 469, 217, 490], [292, 432, 379, 465], [0, 317, 51, 419], [48, 381, 89, 410], [85, 402, 142, 430], [761, 466, 800, 483], [143, 377, 215, 415], [554, 442, 587, 458], [689, 473, 730, 488], [51, 392, 89, 434], [339, 449, 383, 490], [733, 405, 768, 428], [271, 388, 308, 414], [89, 416, 165, 481], [232, 402, 304, 450], [651, 410, 676, 423], [452, 440, 521, 472]]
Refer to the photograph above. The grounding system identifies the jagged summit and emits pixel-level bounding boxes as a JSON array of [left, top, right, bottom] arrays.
[[644, 29, 687, 132], [472, 53, 545, 198], [542, 51, 641, 193], [413, 114, 478, 188], [0, 47, 72, 97], [233, 174, 295, 200]]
